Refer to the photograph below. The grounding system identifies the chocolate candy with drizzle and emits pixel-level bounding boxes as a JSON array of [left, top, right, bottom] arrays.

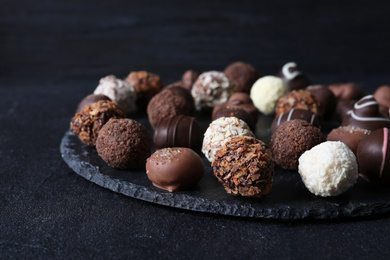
[[153, 115, 203, 151], [357, 128, 390, 184], [271, 108, 320, 133], [342, 95, 390, 132], [279, 62, 311, 91]]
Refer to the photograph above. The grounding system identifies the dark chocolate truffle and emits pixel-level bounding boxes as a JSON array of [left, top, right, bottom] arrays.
[[336, 99, 355, 121], [279, 62, 311, 91], [212, 136, 274, 198], [70, 100, 126, 146], [374, 85, 390, 117], [153, 115, 202, 151], [306, 84, 337, 120], [357, 128, 390, 184], [270, 119, 325, 170], [227, 92, 259, 125], [165, 85, 195, 111], [224, 61, 260, 93], [182, 70, 199, 91], [327, 125, 371, 155], [342, 95, 390, 131], [96, 118, 152, 169], [76, 94, 111, 113], [275, 90, 321, 118], [146, 147, 204, 192], [125, 70, 164, 108], [147, 88, 193, 129], [271, 108, 320, 133], [212, 105, 255, 130], [328, 82, 364, 101]]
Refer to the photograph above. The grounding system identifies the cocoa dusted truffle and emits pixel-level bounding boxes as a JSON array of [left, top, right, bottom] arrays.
[[306, 84, 337, 120], [191, 71, 235, 110], [357, 128, 390, 184], [275, 89, 321, 118], [146, 147, 204, 192], [279, 62, 311, 91], [125, 70, 164, 108], [212, 136, 274, 198], [271, 108, 320, 133], [270, 119, 325, 170], [327, 125, 371, 155], [96, 118, 152, 169], [76, 94, 111, 113], [342, 95, 390, 131], [153, 115, 202, 151], [147, 88, 194, 129], [70, 100, 126, 146], [224, 61, 260, 93]]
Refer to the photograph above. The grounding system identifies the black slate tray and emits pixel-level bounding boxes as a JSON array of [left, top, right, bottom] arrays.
[[60, 114, 390, 220]]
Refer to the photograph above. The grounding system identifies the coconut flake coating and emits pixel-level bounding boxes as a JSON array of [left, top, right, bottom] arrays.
[[250, 76, 288, 115], [96, 118, 152, 169], [94, 75, 136, 115], [298, 141, 358, 197], [212, 136, 274, 198], [202, 117, 254, 163], [191, 71, 235, 109]]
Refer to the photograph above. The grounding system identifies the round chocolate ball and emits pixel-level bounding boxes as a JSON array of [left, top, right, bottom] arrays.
[[270, 119, 325, 170], [125, 70, 164, 108], [212, 136, 274, 198], [374, 85, 390, 117], [279, 62, 311, 91], [224, 61, 260, 93], [76, 94, 111, 113], [147, 88, 193, 129], [271, 108, 320, 133], [227, 92, 259, 124], [212, 105, 255, 130], [275, 90, 321, 118], [306, 84, 337, 119], [96, 118, 152, 169], [182, 70, 199, 91], [146, 147, 204, 192], [357, 128, 390, 184], [153, 115, 202, 151], [328, 82, 364, 101], [342, 95, 390, 131], [327, 125, 371, 155], [165, 85, 195, 111], [70, 100, 126, 146]]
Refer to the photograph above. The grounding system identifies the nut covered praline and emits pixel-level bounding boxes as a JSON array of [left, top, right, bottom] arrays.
[[212, 136, 274, 198]]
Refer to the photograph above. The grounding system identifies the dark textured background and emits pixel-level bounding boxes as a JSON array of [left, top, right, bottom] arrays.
[[2, 0, 390, 258]]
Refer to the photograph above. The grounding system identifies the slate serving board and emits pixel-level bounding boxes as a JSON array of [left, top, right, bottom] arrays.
[[60, 114, 390, 220]]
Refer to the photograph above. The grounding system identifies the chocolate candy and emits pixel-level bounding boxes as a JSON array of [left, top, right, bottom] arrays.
[[279, 62, 310, 91], [271, 108, 320, 133], [224, 61, 260, 93], [342, 95, 390, 131], [357, 128, 390, 184], [153, 115, 202, 151], [374, 85, 390, 117], [212, 105, 255, 130], [275, 89, 320, 118], [328, 82, 364, 101], [146, 147, 204, 192], [306, 85, 337, 120], [182, 70, 199, 91], [76, 94, 111, 113], [327, 126, 371, 155], [227, 92, 259, 124]]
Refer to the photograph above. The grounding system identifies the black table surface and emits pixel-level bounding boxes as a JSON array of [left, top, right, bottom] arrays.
[[2, 0, 390, 258]]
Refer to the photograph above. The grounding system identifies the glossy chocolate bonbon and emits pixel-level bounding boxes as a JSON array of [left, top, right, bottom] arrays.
[[271, 108, 320, 133], [279, 62, 311, 91], [357, 128, 390, 184], [342, 95, 390, 131]]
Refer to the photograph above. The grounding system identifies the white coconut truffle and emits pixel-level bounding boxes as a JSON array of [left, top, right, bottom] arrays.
[[250, 76, 288, 115], [298, 141, 358, 197], [191, 71, 235, 110], [94, 75, 136, 115], [202, 117, 255, 163]]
